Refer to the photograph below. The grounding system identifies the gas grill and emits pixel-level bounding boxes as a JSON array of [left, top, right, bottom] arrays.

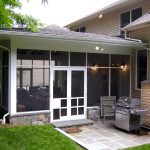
[[115, 97, 147, 131]]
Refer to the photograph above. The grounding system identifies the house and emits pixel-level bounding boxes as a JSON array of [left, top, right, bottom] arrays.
[[65, 0, 150, 100], [0, 0, 148, 125]]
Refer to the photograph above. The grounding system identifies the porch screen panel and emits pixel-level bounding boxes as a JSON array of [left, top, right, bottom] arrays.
[[17, 49, 50, 112], [51, 51, 69, 66], [71, 71, 84, 97], [111, 54, 130, 100], [53, 71, 67, 98], [70, 52, 86, 66], [87, 53, 109, 67], [87, 68, 109, 106], [0, 51, 9, 112]]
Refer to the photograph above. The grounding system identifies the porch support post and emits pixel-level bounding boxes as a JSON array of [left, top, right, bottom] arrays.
[[9, 42, 17, 114]]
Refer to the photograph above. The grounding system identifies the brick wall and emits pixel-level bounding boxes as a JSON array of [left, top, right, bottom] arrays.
[[131, 49, 141, 99]]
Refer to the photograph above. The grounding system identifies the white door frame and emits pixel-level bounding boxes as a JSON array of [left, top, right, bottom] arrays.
[[50, 67, 87, 122]]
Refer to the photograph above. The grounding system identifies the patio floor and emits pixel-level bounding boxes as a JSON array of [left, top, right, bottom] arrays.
[[66, 120, 150, 150]]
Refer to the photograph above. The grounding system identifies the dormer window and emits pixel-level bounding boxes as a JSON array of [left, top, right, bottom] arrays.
[[75, 26, 86, 32]]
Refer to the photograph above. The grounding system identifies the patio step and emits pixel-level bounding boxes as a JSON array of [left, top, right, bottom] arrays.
[[52, 119, 93, 128]]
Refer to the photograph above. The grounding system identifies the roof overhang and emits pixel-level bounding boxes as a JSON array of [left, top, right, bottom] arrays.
[[0, 30, 144, 46], [0, 30, 145, 54], [122, 21, 150, 31]]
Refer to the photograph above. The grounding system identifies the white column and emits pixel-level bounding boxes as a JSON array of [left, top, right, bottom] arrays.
[[9, 43, 17, 114]]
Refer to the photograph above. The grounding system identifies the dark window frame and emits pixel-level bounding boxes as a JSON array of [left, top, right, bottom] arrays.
[[120, 7, 142, 36], [136, 50, 147, 89], [74, 26, 86, 33]]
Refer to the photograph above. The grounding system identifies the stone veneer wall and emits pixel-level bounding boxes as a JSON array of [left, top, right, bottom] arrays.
[[87, 106, 100, 121], [9, 112, 50, 125], [131, 49, 141, 99]]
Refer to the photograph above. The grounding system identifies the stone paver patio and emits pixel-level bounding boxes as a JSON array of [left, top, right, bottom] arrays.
[[67, 121, 150, 150]]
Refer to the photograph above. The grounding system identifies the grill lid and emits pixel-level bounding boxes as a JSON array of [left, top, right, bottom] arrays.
[[117, 97, 141, 108]]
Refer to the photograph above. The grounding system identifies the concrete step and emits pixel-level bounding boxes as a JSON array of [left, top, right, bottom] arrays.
[[52, 119, 93, 128]]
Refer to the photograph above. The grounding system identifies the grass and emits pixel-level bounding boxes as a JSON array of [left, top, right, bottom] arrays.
[[0, 125, 85, 150], [126, 144, 150, 150]]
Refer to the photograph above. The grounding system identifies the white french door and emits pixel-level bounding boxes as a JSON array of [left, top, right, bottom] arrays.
[[50, 67, 87, 122]]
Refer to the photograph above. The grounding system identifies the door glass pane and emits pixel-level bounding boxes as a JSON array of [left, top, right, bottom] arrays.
[[61, 108, 67, 116], [53, 71, 67, 98], [61, 99, 67, 107], [71, 108, 77, 115], [53, 109, 60, 120], [71, 71, 84, 97], [78, 98, 84, 106], [71, 99, 77, 107], [78, 107, 84, 115]]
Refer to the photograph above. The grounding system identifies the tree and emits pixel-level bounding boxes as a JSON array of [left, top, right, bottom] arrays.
[[0, 0, 43, 31]]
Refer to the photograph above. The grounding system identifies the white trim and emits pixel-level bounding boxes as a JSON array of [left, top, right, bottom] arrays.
[[9, 43, 17, 114], [51, 67, 87, 122], [10, 110, 51, 116]]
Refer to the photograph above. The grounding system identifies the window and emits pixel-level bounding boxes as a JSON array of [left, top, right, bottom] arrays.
[[137, 50, 147, 89], [75, 26, 85, 32], [120, 7, 142, 36], [121, 11, 130, 28], [131, 7, 142, 22]]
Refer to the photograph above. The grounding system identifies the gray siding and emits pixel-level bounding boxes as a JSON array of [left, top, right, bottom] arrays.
[[70, 0, 150, 36], [131, 26, 150, 43]]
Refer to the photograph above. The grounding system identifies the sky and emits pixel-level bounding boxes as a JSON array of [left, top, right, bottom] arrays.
[[19, 0, 119, 27]]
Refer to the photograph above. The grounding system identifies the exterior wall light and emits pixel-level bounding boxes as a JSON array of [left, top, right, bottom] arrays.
[[99, 14, 103, 19], [90, 65, 98, 71], [95, 44, 104, 52], [120, 64, 127, 71]]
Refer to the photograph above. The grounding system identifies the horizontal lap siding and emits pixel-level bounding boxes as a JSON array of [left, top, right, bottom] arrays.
[[70, 0, 150, 36], [141, 84, 150, 126], [131, 27, 150, 43]]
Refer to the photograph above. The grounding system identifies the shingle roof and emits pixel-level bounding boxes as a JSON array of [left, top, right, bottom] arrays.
[[123, 12, 150, 30], [40, 25, 141, 44], [0, 25, 143, 47]]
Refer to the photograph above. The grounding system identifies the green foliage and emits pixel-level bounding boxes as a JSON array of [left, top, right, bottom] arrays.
[[126, 144, 150, 150], [0, 125, 84, 150], [0, 0, 42, 31]]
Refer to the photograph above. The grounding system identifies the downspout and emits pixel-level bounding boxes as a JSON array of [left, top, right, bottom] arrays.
[[0, 113, 10, 124], [124, 29, 142, 43]]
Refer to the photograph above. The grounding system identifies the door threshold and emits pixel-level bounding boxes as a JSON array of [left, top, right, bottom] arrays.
[[52, 119, 93, 128]]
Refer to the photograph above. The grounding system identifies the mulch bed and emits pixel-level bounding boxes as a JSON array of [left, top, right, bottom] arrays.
[[63, 126, 82, 133]]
